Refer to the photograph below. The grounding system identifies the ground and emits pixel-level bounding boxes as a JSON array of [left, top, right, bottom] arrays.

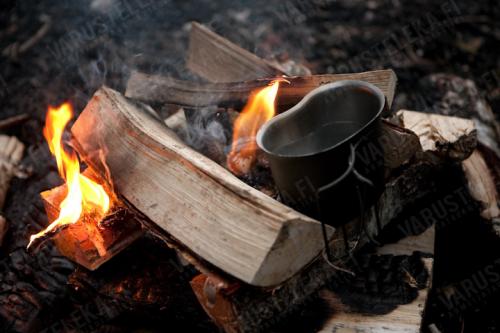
[[0, 0, 499, 332]]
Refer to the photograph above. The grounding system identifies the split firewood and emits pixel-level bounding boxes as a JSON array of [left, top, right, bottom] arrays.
[[125, 69, 397, 111], [0, 113, 30, 131], [0, 135, 26, 208], [39, 168, 143, 270], [187, 22, 286, 82], [0, 135, 26, 246], [0, 215, 7, 246], [71, 86, 333, 287], [320, 227, 435, 333], [462, 150, 499, 221], [190, 108, 461, 332], [396, 110, 477, 162]]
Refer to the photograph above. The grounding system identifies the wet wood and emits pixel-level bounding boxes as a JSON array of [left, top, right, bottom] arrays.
[[125, 69, 398, 110], [187, 22, 286, 82], [72, 86, 332, 287]]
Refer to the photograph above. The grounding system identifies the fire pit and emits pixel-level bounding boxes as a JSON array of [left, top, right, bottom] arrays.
[[1, 2, 499, 333]]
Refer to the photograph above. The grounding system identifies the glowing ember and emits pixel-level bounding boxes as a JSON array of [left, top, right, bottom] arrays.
[[28, 103, 111, 249], [227, 80, 281, 175]]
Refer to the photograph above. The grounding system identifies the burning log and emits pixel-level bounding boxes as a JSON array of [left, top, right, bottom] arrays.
[[125, 69, 397, 111], [71, 86, 332, 287], [187, 22, 287, 82], [39, 169, 143, 270]]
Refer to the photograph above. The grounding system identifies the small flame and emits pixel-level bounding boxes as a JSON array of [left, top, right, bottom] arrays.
[[227, 80, 281, 175], [28, 103, 111, 249]]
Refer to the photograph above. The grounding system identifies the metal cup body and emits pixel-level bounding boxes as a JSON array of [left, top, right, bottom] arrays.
[[256, 80, 386, 226]]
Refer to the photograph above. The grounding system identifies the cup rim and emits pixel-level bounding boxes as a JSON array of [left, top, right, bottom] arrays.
[[256, 79, 386, 158]]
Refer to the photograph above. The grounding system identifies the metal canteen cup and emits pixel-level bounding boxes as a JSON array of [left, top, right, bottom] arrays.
[[256, 80, 386, 228]]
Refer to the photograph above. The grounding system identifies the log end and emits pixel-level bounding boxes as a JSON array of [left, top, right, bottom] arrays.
[[250, 219, 335, 287]]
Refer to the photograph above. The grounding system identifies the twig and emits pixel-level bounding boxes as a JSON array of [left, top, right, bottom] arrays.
[[18, 15, 52, 54], [0, 114, 30, 131], [2, 14, 51, 59]]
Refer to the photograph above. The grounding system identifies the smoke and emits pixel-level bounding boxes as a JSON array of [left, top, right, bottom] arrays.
[[180, 106, 233, 165]]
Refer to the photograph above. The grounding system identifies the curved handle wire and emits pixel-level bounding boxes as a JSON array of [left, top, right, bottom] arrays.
[[316, 142, 381, 269]]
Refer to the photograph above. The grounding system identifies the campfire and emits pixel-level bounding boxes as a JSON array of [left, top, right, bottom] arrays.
[[20, 21, 485, 332], [1, 8, 498, 333]]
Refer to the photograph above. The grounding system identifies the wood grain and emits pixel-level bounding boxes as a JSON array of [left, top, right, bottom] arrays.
[[126, 69, 398, 110], [187, 22, 285, 82]]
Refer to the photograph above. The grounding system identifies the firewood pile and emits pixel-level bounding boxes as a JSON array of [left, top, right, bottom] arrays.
[[1, 2, 499, 333]]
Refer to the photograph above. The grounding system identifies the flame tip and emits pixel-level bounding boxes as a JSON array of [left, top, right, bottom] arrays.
[[227, 81, 280, 175]]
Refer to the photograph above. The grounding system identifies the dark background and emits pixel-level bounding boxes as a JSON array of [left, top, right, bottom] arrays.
[[0, 1, 499, 332]]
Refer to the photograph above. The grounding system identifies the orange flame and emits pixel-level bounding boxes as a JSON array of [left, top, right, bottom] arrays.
[[28, 103, 111, 248], [227, 80, 281, 175]]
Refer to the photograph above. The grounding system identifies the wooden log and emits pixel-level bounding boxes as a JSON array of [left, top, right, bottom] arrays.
[[40, 169, 144, 270], [0, 135, 25, 246], [125, 69, 398, 111], [461, 149, 499, 225], [187, 22, 286, 82], [396, 110, 477, 162], [71, 86, 333, 287]]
